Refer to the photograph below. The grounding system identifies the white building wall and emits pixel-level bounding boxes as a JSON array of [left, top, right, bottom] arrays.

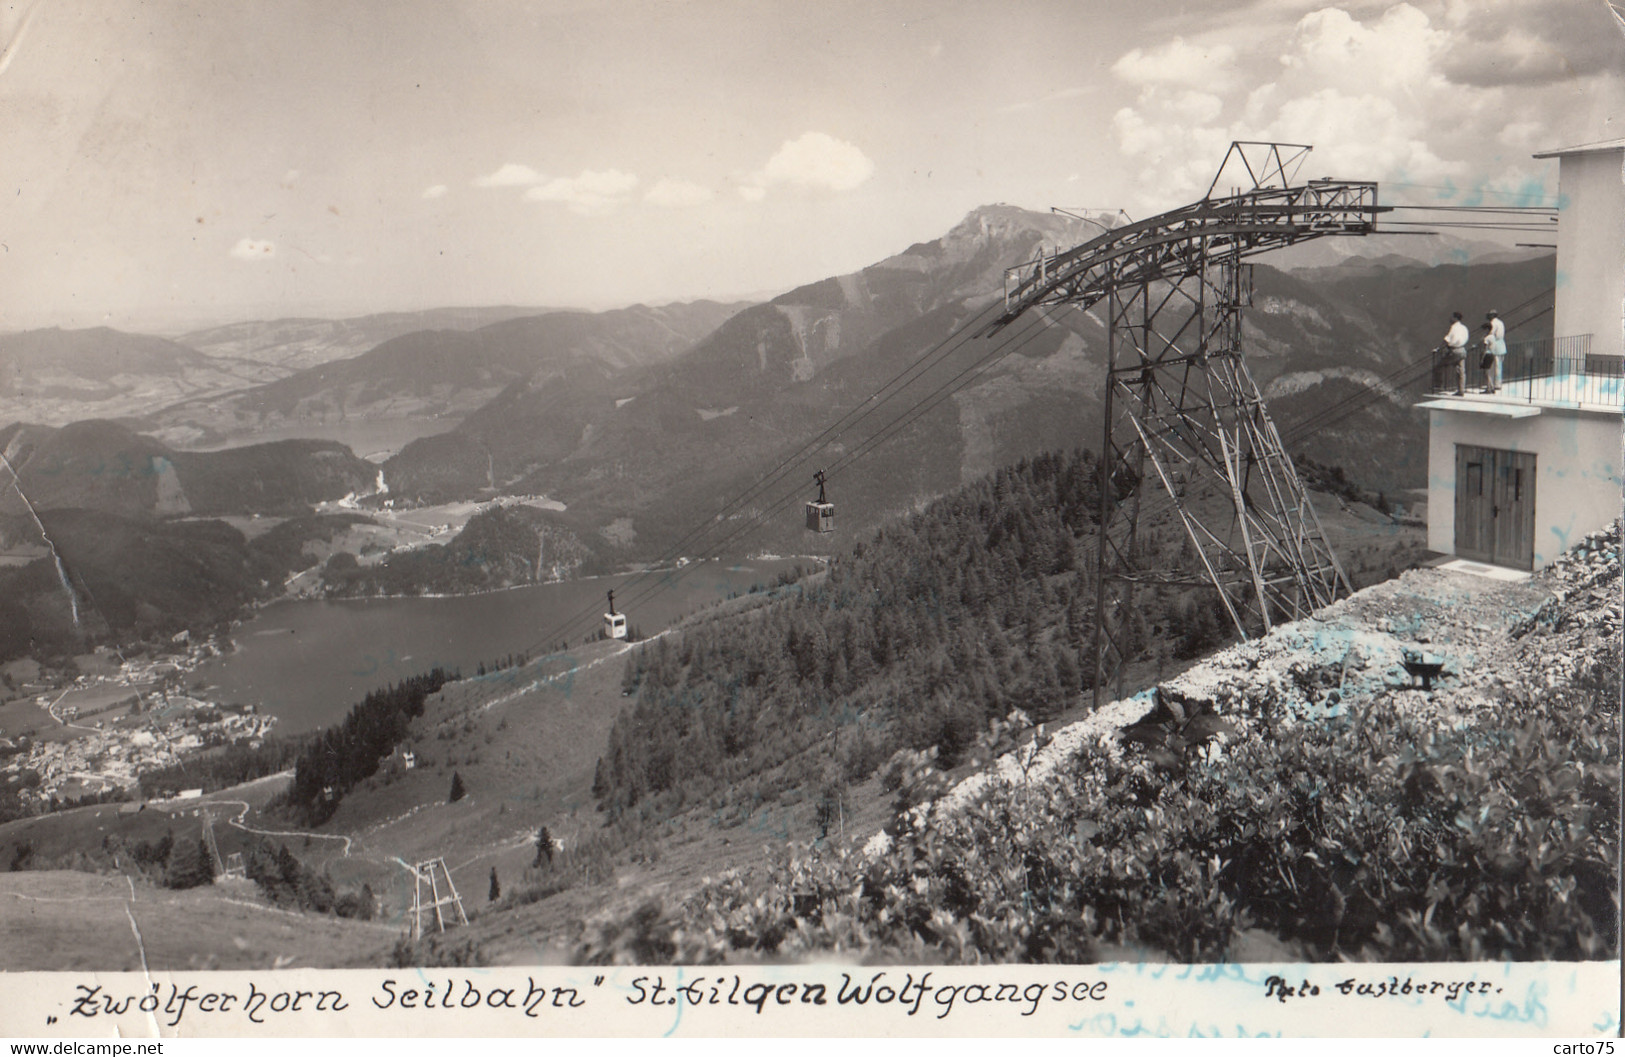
[[1551, 149, 1625, 360], [1426, 408, 1622, 568]]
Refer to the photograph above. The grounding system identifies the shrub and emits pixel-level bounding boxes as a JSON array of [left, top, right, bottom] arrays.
[[163, 838, 214, 890], [573, 636, 1619, 964], [389, 936, 486, 968]]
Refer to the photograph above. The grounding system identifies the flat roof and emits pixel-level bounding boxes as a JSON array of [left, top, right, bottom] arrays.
[[1416, 398, 1543, 418], [1533, 137, 1625, 160]]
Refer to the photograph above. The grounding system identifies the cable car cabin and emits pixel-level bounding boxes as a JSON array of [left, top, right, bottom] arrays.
[[806, 470, 835, 533], [603, 589, 627, 640], [805, 501, 835, 533]]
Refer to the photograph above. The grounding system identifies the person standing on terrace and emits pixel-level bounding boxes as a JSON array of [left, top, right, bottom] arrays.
[[1442, 311, 1469, 395], [1486, 310, 1506, 391], [1478, 322, 1498, 392]]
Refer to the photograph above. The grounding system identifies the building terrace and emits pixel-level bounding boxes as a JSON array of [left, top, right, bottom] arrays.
[[1423, 333, 1623, 414]]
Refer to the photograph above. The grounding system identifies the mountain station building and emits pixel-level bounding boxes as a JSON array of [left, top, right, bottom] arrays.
[[1417, 137, 1624, 571]]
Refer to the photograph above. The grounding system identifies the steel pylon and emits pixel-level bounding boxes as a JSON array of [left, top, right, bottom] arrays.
[[988, 142, 1381, 705]]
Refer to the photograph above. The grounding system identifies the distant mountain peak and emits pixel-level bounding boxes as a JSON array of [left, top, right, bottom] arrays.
[[948, 203, 1092, 244]]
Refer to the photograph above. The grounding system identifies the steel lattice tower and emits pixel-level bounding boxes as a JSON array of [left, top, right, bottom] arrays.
[[988, 143, 1386, 705]]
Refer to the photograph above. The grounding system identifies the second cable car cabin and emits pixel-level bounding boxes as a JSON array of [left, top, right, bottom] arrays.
[[805, 470, 835, 533], [603, 589, 627, 640]]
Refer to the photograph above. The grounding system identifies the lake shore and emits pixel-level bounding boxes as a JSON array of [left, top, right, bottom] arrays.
[[194, 558, 804, 735]]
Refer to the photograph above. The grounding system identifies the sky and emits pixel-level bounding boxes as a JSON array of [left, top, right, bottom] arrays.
[[1, 0, 1621, 331]]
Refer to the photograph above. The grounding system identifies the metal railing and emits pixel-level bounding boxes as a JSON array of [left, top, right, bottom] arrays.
[[1427, 334, 1621, 407]]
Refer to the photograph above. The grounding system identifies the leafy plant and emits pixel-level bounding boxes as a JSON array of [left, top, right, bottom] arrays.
[[573, 626, 1619, 964]]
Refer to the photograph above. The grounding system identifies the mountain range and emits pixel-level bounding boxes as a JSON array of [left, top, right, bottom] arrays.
[[0, 420, 377, 519], [146, 301, 749, 451], [0, 302, 747, 454], [0, 207, 1555, 585], [0, 328, 281, 431], [174, 306, 570, 371], [369, 207, 1554, 557]]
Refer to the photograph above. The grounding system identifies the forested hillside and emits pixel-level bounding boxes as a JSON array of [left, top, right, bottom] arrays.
[[283, 668, 455, 825], [0, 511, 371, 663], [0, 420, 378, 518], [321, 505, 601, 597], [594, 449, 1247, 824]]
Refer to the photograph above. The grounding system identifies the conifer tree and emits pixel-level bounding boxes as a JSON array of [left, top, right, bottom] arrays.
[[488, 867, 500, 902], [164, 836, 213, 889], [448, 771, 466, 803]]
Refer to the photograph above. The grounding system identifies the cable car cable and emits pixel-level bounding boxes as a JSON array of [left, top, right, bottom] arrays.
[[515, 263, 1561, 665], [565, 304, 1073, 643], [578, 308, 1065, 639], [518, 304, 1063, 653]]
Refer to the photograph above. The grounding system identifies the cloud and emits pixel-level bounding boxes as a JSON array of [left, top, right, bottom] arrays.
[[998, 85, 1094, 115], [472, 163, 544, 188], [644, 178, 714, 207], [1112, 37, 1237, 88], [471, 163, 646, 212], [1264, 88, 1458, 182], [1276, 5, 1442, 95], [523, 169, 639, 214], [1169, 89, 1224, 125], [1496, 121, 1546, 150], [742, 132, 874, 199], [1111, 105, 1236, 204], [1437, 0, 1625, 85], [1101, 3, 1610, 210], [229, 238, 276, 261], [421, 184, 448, 200], [763, 132, 874, 191]]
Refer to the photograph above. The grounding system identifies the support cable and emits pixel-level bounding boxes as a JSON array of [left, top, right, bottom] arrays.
[[519, 305, 1064, 653]]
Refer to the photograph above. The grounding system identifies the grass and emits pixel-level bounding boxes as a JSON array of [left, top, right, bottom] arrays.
[[296, 636, 637, 929], [0, 870, 398, 971], [0, 770, 290, 870], [0, 697, 58, 740]]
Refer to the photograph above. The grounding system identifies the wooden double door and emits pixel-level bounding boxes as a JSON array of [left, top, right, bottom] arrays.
[[1455, 445, 1536, 570]]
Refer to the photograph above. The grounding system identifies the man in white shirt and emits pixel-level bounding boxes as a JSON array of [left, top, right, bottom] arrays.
[[1485, 311, 1506, 391], [1442, 311, 1469, 395]]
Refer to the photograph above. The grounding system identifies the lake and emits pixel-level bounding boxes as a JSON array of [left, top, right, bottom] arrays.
[[194, 559, 802, 735]]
